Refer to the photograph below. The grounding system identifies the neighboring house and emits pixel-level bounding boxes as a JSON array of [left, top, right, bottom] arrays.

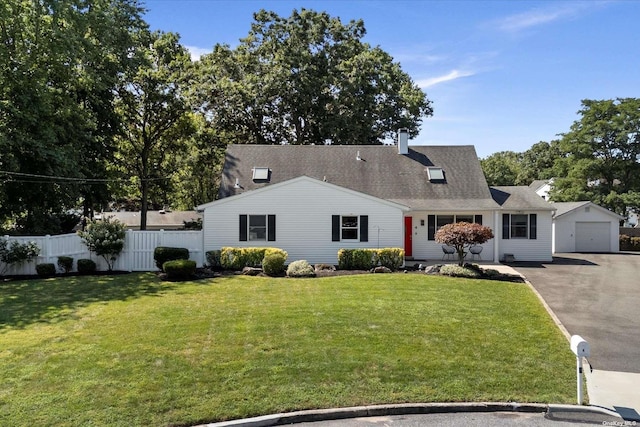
[[529, 179, 554, 201], [552, 202, 624, 253], [99, 210, 202, 230], [197, 131, 555, 264]]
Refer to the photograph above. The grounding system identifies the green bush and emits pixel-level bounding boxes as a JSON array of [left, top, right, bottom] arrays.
[[36, 263, 56, 277], [163, 259, 197, 280], [77, 258, 97, 275], [262, 253, 286, 276], [57, 256, 74, 274], [287, 260, 316, 278], [220, 247, 287, 270], [620, 235, 640, 251], [338, 248, 404, 270], [440, 264, 482, 278], [205, 250, 222, 270], [377, 248, 404, 270], [153, 247, 190, 271]]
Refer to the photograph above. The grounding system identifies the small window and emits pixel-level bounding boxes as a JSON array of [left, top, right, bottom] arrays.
[[456, 215, 473, 223], [252, 167, 270, 181], [427, 167, 445, 181], [341, 216, 358, 240]]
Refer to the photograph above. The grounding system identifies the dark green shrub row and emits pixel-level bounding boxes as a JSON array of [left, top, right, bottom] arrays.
[[163, 259, 197, 280], [154, 247, 189, 270], [620, 235, 640, 251], [36, 263, 56, 277], [77, 258, 96, 274], [338, 248, 404, 270], [220, 247, 287, 270]]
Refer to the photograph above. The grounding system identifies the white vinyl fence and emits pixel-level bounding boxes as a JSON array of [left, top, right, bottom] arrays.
[[2, 230, 204, 275]]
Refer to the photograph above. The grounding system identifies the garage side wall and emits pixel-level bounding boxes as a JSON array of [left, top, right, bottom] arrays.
[[202, 179, 405, 265]]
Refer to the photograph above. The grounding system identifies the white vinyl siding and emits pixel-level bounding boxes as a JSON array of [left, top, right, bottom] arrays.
[[499, 211, 553, 262], [410, 211, 496, 261], [202, 178, 405, 264]]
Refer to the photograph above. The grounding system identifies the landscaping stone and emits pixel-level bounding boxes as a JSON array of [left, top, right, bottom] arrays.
[[242, 267, 262, 276]]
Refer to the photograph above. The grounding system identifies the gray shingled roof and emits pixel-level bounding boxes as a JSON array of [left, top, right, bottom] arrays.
[[219, 144, 499, 211], [529, 179, 550, 190], [490, 186, 556, 211]]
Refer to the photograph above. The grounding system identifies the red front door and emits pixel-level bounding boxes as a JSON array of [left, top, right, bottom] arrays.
[[404, 216, 413, 257]]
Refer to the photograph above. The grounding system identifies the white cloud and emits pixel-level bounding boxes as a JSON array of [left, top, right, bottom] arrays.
[[185, 45, 211, 61], [494, 2, 605, 33], [416, 70, 475, 89]]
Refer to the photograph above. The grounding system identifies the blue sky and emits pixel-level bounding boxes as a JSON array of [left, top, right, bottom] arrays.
[[143, 0, 640, 158]]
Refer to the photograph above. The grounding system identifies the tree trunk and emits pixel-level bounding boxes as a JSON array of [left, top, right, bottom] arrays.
[[140, 180, 148, 231]]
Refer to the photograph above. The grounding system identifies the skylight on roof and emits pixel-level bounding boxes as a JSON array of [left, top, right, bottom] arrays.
[[427, 167, 445, 181], [252, 167, 270, 181]]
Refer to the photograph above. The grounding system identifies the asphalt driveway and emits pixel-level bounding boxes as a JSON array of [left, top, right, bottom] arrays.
[[513, 252, 640, 373]]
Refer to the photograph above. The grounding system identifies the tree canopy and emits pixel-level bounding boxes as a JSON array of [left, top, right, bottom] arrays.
[[480, 98, 640, 218], [197, 9, 432, 145]]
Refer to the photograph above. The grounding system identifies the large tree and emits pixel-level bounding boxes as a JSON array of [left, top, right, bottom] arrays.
[[0, 0, 146, 233], [198, 8, 432, 146], [113, 30, 194, 230], [551, 98, 640, 215]]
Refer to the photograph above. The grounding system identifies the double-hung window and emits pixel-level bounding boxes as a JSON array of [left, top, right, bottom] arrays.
[[239, 214, 276, 241], [331, 215, 368, 242], [502, 213, 537, 240]]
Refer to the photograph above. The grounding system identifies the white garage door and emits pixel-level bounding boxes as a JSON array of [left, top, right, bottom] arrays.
[[575, 222, 611, 252]]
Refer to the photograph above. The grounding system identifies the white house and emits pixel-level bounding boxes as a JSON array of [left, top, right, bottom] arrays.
[[198, 131, 556, 264]]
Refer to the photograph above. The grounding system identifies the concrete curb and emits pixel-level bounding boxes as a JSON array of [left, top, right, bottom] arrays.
[[197, 402, 621, 427]]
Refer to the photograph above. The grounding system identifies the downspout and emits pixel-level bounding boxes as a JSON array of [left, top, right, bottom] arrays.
[[494, 210, 500, 263]]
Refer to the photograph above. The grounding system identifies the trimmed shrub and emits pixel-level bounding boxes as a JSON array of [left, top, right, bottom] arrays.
[[154, 247, 189, 271], [77, 258, 97, 275], [338, 248, 404, 270], [287, 260, 316, 277], [220, 247, 287, 270], [262, 253, 286, 276], [0, 239, 40, 275], [57, 256, 74, 274], [440, 264, 482, 278], [633, 237, 640, 251], [377, 248, 404, 270], [206, 250, 222, 270], [36, 263, 56, 277], [163, 259, 197, 280]]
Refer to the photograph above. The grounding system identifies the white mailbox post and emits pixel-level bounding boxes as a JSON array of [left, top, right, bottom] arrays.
[[570, 335, 591, 405]]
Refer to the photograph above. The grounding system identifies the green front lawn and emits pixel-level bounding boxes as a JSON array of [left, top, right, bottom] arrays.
[[0, 273, 575, 426]]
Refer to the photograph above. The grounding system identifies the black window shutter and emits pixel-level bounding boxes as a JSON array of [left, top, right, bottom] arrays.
[[360, 215, 368, 242], [502, 214, 510, 240], [529, 214, 537, 240], [267, 215, 276, 241], [332, 215, 340, 242], [239, 214, 248, 241], [427, 215, 436, 240], [474, 214, 483, 225]]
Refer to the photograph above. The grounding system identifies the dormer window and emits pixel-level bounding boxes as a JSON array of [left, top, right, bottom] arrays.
[[427, 167, 445, 182], [252, 167, 270, 181]]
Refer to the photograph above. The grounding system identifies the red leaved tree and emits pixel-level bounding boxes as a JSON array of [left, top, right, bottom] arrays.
[[435, 222, 494, 266]]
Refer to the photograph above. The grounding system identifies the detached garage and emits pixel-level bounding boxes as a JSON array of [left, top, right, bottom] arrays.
[[552, 202, 624, 253]]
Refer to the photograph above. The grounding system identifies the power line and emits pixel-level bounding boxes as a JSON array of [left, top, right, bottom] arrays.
[[0, 170, 171, 184]]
